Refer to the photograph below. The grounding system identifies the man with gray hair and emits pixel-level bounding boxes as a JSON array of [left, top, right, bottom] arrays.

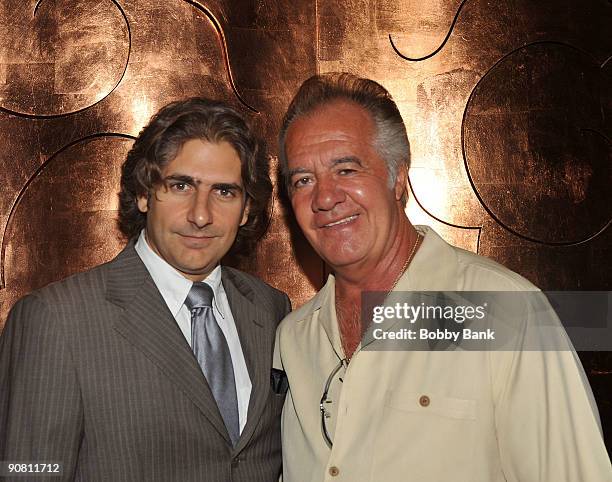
[[274, 73, 611, 481]]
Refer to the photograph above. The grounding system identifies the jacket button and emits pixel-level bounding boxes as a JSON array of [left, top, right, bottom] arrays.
[[419, 395, 430, 407], [329, 466, 340, 476]]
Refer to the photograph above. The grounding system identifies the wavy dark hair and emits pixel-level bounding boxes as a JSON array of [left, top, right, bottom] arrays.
[[279, 72, 410, 205], [118, 97, 272, 254]]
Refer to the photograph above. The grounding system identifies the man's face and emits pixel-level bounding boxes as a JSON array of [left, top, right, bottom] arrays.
[[285, 101, 406, 271], [137, 138, 248, 281]]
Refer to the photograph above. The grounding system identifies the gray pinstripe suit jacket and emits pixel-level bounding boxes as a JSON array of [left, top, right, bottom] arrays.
[[0, 244, 290, 481]]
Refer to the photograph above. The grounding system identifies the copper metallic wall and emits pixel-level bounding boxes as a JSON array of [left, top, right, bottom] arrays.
[[0, 0, 610, 446]]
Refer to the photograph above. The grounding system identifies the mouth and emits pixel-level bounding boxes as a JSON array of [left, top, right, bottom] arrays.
[[321, 214, 359, 228], [179, 234, 216, 240], [178, 233, 218, 246]]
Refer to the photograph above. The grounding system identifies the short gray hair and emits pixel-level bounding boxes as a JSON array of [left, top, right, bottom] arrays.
[[279, 72, 410, 204]]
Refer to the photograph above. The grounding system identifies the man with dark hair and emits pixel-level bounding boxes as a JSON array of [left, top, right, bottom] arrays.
[[0, 98, 290, 481], [274, 73, 611, 481]]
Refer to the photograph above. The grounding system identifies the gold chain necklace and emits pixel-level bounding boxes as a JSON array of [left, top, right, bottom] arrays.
[[343, 233, 422, 364], [388, 233, 422, 293]]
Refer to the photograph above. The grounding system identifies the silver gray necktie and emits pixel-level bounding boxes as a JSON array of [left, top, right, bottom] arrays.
[[185, 282, 240, 445]]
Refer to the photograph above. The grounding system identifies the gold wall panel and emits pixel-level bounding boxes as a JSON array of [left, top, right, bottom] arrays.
[[0, 0, 321, 321], [2, 136, 132, 314], [0, 0, 609, 450], [0, 0, 130, 116], [464, 42, 610, 245]]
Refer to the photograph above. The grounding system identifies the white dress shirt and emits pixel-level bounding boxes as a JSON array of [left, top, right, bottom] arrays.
[[135, 230, 251, 433]]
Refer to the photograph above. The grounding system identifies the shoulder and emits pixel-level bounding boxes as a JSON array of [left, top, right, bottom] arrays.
[[222, 266, 290, 313], [277, 278, 330, 335], [413, 226, 540, 293], [280, 294, 318, 326], [453, 246, 540, 292], [25, 261, 112, 309], [11, 243, 142, 312], [3, 263, 110, 342], [5, 252, 127, 328], [222, 266, 285, 298], [450, 246, 559, 350]]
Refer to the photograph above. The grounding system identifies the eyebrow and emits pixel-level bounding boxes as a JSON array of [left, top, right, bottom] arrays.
[[287, 167, 309, 179], [163, 174, 198, 185], [332, 156, 363, 168], [287, 156, 364, 179], [211, 182, 243, 193], [163, 175, 244, 193]]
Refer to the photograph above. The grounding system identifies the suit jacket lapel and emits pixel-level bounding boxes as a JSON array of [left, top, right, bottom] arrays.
[[107, 244, 231, 444], [221, 268, 273, 453]]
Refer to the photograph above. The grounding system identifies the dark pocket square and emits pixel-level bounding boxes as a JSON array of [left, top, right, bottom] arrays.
[[271, 368, 289, 395]]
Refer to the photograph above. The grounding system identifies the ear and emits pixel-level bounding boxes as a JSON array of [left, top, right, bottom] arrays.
[[137, 194, 149, 213], [239, 199, 250, 227], [393, 164, 408, 202]]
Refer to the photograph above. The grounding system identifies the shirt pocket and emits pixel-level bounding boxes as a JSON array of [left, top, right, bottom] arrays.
[[369, 390, 478, 481], [385, 390, 477, 420]]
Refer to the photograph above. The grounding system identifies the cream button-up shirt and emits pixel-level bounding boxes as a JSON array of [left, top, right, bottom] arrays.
[[274, 226, 611, 481]]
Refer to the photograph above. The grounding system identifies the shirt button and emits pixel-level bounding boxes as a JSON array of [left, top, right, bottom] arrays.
[[419, 395, 430, 407], [329, 466, 340, 476]]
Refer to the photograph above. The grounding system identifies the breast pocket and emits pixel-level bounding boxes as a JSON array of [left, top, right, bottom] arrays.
[[385, 390, 476, 420], [268, 389, 287, 416], [371, 390, 478, 481]]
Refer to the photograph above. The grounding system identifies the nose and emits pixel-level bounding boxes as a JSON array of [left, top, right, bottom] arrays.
[[312, 175, 345, 212], [186, 189, 212, 228]]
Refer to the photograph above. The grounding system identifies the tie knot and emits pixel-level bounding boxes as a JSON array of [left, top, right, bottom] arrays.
[[185, 282, 214, 311]]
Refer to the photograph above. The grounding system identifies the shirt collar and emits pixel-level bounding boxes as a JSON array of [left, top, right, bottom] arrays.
[[394, 225, 460, 292], [311, 225, 459, 356], [202, 263, 227, 319], [134, 230, 225, 317], [307, 224, 460, 317]]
